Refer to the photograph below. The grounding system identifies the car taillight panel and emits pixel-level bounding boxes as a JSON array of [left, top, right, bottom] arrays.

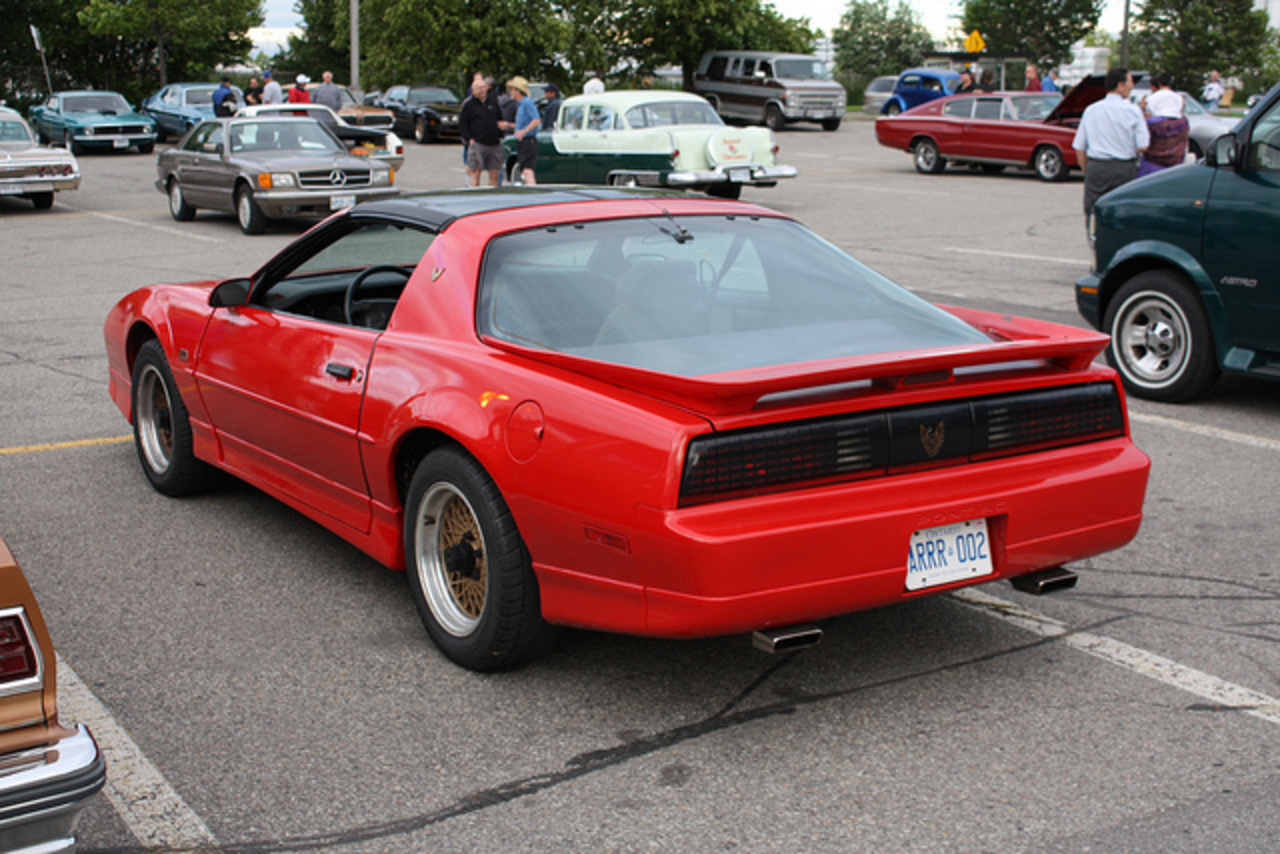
[[680, 382, 1126, 505], [0, 609, 42, 693]]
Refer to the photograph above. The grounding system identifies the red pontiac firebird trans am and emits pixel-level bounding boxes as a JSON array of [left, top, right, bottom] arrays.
[[875, 76, 1104, 181], [104, 188, 1149, 670]]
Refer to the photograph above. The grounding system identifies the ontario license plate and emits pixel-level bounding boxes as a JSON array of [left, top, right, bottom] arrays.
[[330, 195, 356, 210], [905, 519, 993, 591]]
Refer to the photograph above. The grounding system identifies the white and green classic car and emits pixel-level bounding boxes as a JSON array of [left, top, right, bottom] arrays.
[[503, 90, 797, 198]]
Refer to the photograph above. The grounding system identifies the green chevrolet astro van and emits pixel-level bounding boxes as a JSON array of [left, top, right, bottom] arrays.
[[1076, 85, 1280, 402]]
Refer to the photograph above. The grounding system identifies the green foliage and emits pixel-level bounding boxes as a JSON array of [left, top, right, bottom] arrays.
[[78, 0, 261, 87], [961, 0, 1102, 66], [277, 0, 349, 79], [339, 0, 812, 94], [1131, 0, 1270, 87], [832, 0, 933, 76]]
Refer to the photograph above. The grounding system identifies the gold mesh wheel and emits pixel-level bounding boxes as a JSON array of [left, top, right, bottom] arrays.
[[415, 482, 488, 637]]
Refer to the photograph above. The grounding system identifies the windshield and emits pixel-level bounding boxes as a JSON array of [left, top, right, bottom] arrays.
[[63, 93, 131, 113], [774, 59, 832, 80], [229, 120, 343, 153], [0, 119, 35, 143], [478, 215, 989, 376], [625, 100, 723, 128], [409, 88, 459, 105]]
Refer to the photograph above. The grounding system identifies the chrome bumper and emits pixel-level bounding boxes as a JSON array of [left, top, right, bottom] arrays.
[[0, 177, 81, 195], [0, 725, 106, 854], [255, 186, 400, 217], [666, 164, 798, 187]]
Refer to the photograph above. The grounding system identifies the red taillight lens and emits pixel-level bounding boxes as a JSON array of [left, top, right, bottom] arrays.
[[0, 614, 38, 683]]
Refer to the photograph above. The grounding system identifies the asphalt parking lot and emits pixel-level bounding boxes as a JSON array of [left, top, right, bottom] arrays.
[[2, 113, 1279, 851]]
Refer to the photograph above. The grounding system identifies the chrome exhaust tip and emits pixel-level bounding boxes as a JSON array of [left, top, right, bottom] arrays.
[[1010, 566, 1078, 595], [752, 625, 823, 654]]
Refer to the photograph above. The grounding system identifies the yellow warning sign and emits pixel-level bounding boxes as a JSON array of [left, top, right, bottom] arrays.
[[964, 30, 986, 53]]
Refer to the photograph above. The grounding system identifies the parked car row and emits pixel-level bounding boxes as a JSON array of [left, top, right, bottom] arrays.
[[0, 106, 81, 209]]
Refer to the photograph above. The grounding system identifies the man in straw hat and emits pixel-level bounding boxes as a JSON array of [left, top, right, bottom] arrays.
[[501, 76, 541, 184]]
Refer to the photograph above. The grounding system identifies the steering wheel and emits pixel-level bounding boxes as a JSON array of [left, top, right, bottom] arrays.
[[344, 265, 413, 327]]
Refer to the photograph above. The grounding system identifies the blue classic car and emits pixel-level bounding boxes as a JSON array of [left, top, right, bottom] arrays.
[[141, 82, 243, 141], [881, 68, 961, 116], [29, 91, 156, 154]]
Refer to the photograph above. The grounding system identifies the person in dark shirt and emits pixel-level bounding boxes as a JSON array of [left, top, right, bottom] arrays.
[[212, 77, 237, 116], [243, 76, 263, 106], [459, 75, 503, 186], [541, 83, 562, 130]]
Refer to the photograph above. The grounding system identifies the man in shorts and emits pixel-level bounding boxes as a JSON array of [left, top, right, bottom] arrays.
[[502, 76, 541, 184], [460, 75, 504, 187]]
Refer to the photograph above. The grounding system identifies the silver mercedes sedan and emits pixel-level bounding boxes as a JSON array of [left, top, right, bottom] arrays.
[[156, 117, 399, 234]]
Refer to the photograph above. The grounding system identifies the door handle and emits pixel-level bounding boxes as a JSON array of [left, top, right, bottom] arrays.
[[325, 363, 356, 381]]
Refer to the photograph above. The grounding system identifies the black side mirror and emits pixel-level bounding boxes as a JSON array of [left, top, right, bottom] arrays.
[[1206, 133, 1236, 168], [209, 278, 251, 307]]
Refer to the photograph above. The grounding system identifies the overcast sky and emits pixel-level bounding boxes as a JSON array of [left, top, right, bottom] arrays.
[[260, 0, 1128, 40]]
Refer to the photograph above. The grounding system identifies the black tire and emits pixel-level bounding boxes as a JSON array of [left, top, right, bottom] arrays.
[[822, 117, 842, 131], [167, 179, 195, 221], [414, 116, 430, 144], [1189, 139, 1204, 160], [913, 138, 946, 174], [764, 104, 785, 131], [403, 447, 557, 670], [706, 183, 742, 199], [235, 184, 266, 234], [884, 101, 902, 116], [30, 193, 54, 210], [1103, 271, 1220, 402], [137, 141, 154, 154], [64, 130, 83, 156], [1034, 145, 1067, 181], [131, 339, 219, 496], [507, 158, 525, 185]]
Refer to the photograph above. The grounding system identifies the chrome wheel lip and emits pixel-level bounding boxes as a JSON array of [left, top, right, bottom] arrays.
[[1115, 293, 1190, 386], [136, 363, 173, 474], [415, 482, 486, 638]]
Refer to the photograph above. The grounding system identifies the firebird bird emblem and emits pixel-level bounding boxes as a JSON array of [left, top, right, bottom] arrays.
[[920, 420, 945, 458]]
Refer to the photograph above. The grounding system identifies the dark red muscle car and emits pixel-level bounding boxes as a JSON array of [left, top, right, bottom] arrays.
[[876, 77, 1105, 181], [104, 188, 1149, 670]]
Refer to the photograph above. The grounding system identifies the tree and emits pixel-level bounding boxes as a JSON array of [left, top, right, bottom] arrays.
[[277, 0, 350, 81], [1130, 0, 1270, 88], [961, 0, 1102, 66], [623, 0, 814, 90], [833, 0, 933, 76], [78, 0, 262, 86]]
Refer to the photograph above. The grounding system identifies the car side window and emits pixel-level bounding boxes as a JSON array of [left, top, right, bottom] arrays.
[[707, 56, 728, 81], [1246, 99, 1280, 171], [973, 99, 1002, 120], [741, 59, 757, 78], [587, 106, 616, 130], [900, 75, 920, 90], [386, 86, 407, 102], [727, 59, 742, 77], [942, 99, 973, 118], [183, 124, 217, 152], [561, 104, 585, 130]]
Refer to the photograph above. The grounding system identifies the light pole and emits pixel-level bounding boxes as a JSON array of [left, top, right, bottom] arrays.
[[1121, 0, 1130, 67], [350, 0, 360, 91]]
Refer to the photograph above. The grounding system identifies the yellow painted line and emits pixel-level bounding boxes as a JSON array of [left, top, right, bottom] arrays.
[[0, 435, 132, 456]]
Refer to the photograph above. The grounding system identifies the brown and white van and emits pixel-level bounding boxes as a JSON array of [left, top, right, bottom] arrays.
[[693, 50, 846, 131]]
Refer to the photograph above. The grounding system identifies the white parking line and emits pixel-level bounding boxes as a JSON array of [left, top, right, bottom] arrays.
[[86, 211, 226, 243], [944, 246, 1086, 266], [1130, 411, 1280, 453], [953, 588, 1280, 727], [56, 654, 220, 850]]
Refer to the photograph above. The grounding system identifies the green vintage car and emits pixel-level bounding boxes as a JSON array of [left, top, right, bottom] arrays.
[[29, 90, 157, 155], [1075, 82, 1277, 402], [502, 90, 796, 198]]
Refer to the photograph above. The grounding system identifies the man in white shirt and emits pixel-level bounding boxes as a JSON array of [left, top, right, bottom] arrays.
[[1145, 74, 1183, 118], [1072, 67, 1150, 224], [262, 71, 283, 105], [1201, 70, 1225, 113]]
